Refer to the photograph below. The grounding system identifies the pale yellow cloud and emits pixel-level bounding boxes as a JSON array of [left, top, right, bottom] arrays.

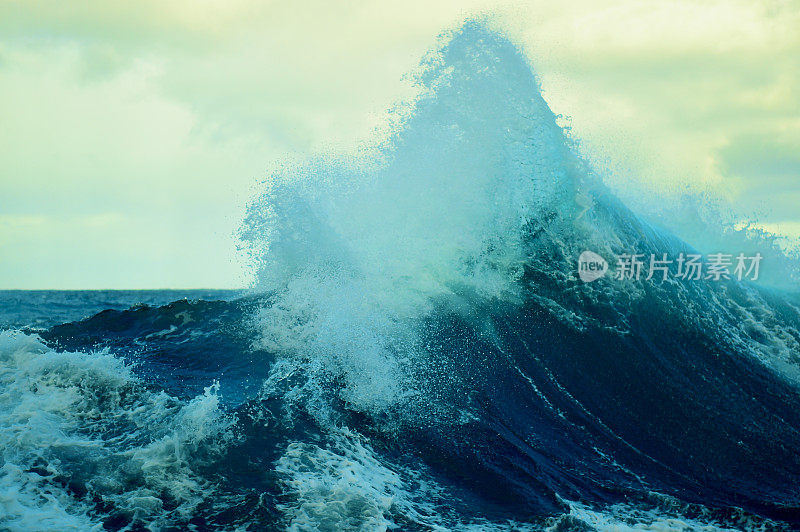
[[0, 0, 798, 288], [515, 1, 800, 228]]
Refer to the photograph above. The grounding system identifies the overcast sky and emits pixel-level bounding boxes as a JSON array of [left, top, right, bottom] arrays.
[[1, 0, 798, 288]]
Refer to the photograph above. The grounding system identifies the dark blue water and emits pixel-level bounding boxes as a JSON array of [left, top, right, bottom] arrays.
[[0, 289, 243, 330], [2, 21, 800, 532], [4, 274, 800, 530]]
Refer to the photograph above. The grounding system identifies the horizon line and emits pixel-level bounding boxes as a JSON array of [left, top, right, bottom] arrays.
[[0, 287, 249, 291]]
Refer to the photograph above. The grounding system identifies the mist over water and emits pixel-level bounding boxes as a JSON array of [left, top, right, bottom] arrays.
[[239, 21, 586, 417]]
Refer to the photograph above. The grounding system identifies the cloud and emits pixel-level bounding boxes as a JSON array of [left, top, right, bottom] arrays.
[[0, 1, 499, 288], [519, 1, 800, 230], [0, 0, 798, 287]]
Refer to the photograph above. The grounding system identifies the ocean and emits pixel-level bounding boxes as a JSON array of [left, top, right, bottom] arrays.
[[2, 21, 800, 532]]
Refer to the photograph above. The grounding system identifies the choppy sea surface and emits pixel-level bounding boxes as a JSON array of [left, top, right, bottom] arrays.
[[2, 22, 800, 532]]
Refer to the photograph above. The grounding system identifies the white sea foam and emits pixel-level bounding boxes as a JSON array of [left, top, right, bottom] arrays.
[[273, 429, 768, 532], [0, 330, 236, 531], [548, 497, 779, 532], [241, 22, 586, 423]]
